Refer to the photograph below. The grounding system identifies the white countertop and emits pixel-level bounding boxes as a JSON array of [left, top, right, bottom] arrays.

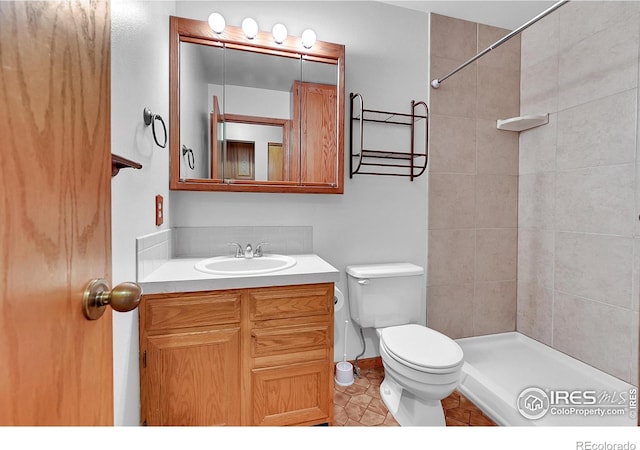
[[139, 254, 340, 295]]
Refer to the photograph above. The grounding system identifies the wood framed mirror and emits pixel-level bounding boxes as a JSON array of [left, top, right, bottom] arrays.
[[169, 16, 345, 194]]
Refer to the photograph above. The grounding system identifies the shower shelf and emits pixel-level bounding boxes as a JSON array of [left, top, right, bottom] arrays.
[[349, 92, 429, 180], [497, 114, 549, 132]]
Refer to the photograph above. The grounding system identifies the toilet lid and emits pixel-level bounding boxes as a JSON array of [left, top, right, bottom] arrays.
[[381, 324, 463, 370]]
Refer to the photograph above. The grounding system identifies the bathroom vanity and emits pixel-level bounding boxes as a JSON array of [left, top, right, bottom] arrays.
[[137, 254, 339, 426]]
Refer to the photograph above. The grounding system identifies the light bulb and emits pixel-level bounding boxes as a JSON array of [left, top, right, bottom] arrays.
[[242, 17, 258, 39], [207, 12, 225, 34], [272, 23, 287, 44], [301, 28, 316, 49]]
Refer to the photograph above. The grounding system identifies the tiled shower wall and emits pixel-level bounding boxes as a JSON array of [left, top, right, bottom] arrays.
[[517, 1, 639, 384], [427, 14, 520, 338]]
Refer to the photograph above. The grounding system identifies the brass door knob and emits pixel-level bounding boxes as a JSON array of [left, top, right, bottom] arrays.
[[82, 278, 142, 320]]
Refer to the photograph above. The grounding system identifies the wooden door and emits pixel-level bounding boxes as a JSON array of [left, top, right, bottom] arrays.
[[225, 140, 255, 180], [268, 143, 284, 181], [0, 1, 113, 425]]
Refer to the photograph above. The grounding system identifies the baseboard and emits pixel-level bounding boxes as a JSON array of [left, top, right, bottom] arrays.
[[349, 356, 382, 370]]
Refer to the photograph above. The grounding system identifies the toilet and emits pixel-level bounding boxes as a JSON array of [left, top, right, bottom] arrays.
[[346, 262, 463, 426]]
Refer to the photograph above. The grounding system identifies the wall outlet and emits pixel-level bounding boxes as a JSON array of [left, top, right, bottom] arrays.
[[155, 195, 163, 226]]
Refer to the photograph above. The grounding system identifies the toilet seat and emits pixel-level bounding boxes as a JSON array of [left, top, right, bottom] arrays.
[[380, 324, 463, 373]]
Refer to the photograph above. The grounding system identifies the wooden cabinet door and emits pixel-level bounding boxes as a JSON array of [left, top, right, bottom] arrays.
[[252, 361, 331, 426], [144, 328, 241, 426], [299, 82, 337, 185], [290, 81, 338, 186]]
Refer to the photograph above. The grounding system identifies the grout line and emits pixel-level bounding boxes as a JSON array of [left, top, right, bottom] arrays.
[[552, 288, 634, 313]]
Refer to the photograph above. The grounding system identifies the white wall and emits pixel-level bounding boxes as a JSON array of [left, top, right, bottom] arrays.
[[111, 0, 175, 426], [173, 1, 430, 365], [223, 84, 291, 119]]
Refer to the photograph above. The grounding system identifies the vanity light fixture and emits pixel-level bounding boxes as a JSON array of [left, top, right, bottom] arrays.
[[272, 23, 288, 44], [241, 17, 258, 39], [207, 15, 315, 49], [207, 12, 226, 34], [301, 28, 316, 49]]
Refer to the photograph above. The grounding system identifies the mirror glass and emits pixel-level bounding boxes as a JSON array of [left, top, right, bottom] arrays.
[[220, 47, 301, 183], [179, 42, 224, 180], [170, 16, 344, 194]]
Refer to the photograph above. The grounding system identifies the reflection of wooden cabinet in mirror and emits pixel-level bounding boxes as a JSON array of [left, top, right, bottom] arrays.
[[268, 143, 285, 181], [290, 82, 337, 186], [169, 16, 345, 194]]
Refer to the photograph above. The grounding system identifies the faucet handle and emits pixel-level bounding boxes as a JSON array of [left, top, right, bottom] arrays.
[[227, 242, 244, 258], [254, 242, 269, 257]]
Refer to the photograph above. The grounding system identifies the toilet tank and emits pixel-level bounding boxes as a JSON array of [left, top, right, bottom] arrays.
[[346, 262, 425, 329]]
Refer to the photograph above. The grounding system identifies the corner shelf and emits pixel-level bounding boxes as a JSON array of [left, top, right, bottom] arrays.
[[497, 114, 548, 132], [349, 93, 428, 180]]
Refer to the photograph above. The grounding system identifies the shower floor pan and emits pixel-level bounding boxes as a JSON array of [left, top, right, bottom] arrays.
[[455, 332, 637, 426]]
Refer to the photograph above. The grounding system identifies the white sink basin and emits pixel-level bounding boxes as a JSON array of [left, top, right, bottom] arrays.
[[194, 254, 297, 275]]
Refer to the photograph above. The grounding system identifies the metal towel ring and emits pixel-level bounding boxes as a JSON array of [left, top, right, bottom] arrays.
[[182, 145, 195, 170], [143, 107, 167, 148]]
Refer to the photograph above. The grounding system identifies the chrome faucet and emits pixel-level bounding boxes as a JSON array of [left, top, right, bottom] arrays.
[[228, 242, 244, 258], [228, 242, 267, 258], [254, 242, 268, 257]]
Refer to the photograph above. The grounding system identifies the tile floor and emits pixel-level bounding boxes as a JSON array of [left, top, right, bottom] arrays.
[[333, 367, 496, 426]]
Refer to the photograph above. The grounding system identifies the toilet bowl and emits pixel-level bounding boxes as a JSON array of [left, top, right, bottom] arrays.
[[377, 324, 463, 426], [345, 262, 464, 426]]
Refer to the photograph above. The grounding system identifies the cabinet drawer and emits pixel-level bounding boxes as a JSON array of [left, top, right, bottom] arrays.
[[251, 323, 330, 358], [144, 291, 241, 332], [249, 284, 332, 321]]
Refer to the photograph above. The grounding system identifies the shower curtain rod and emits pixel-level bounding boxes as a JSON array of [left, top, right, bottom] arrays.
[[430, 0, 569, 89]]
